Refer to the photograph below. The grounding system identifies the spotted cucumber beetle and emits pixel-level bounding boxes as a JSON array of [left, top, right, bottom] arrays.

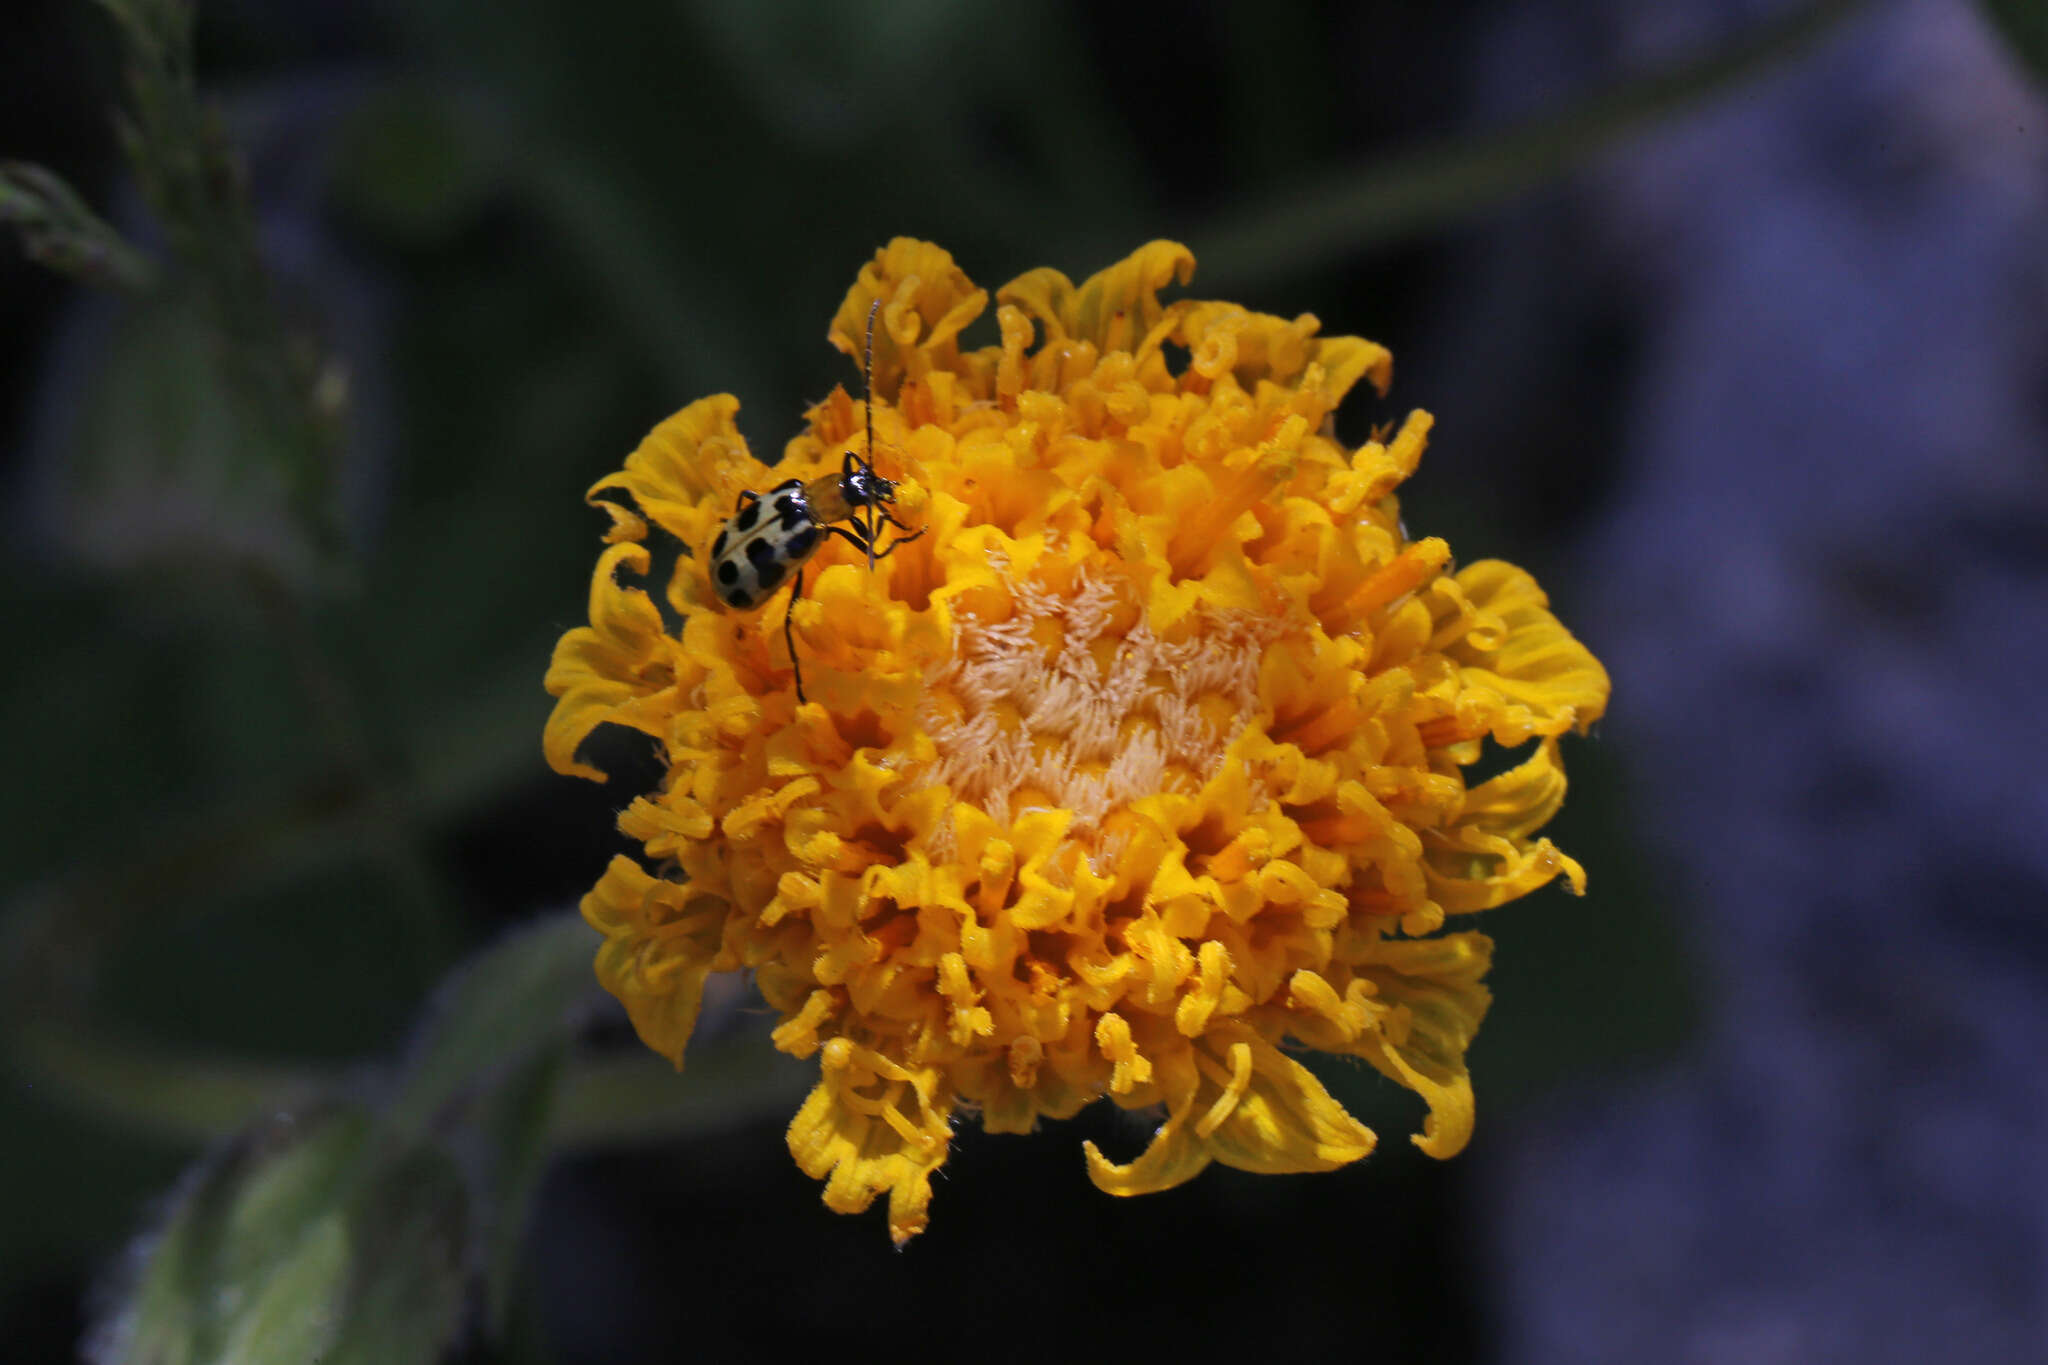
[[709, 300, 923, 704]]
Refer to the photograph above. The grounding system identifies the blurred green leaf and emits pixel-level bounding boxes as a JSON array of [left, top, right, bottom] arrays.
[[1980, 0, 2048, 85], [476, 1044, 565, 1335], [0, 161, 155, 289], [93, 1105, 367, 1365], [209, 1218, 348, 1364], [319, 1146, 470, 1365], [74, 0, 348, 573], [89, 0, 194, 64], [89, 1104, 468, 1365], [387, 912, 597, 1138]]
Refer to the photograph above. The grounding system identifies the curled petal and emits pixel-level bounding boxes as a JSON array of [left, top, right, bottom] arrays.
[[1425, 737, 1588, 911], [581, 856, 725, 1066], [1453, 735, 1570, 842], [1350, 933, 1492, 1158], [786, 1039, 955, 1245], [830, 238, 990, 395], [1442, 560, 1612, 744], [1308, 333, 1395, 403], [543, 542, 680, 781], [588, 395, 769, 550], [998, 240, 1195, 355], [1178, 301, 1388, 413], [1193, 1027, 1378, 1173], [1084, 1026, 1375, 1196], [1426, 838, 1585, 914]]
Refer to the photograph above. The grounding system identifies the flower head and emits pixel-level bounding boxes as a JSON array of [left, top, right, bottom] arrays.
[[544, 239, 1610, 1243]]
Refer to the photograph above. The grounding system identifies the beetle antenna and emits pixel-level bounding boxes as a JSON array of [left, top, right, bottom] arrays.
[[862, 298, 878, 573]]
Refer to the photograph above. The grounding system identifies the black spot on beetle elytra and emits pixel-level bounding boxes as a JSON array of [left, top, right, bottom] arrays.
[[756, 560, 785, 589], [717, 560, 739, 584], [735, 501, 759, 532], [788, 526, 817, 557], [745, 538, 776, 568], [712, 528, 729, 558], [775, 496, 805, 529]]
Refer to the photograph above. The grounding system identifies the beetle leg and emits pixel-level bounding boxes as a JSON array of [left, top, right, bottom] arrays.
[[823, 524, 875, 555], [871, 526, 926, 559], [824, 521, 922, 561], [784, 566, 807, 705]]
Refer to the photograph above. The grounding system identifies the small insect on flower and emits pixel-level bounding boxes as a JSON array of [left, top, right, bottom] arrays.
[[706, 300, 923, 703]]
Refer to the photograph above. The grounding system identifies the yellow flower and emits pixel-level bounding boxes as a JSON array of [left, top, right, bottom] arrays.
[[544, 239, 1611, 1243]]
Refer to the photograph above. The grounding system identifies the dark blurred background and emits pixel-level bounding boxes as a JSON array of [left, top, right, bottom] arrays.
[[3, 0, 2043, 1360]]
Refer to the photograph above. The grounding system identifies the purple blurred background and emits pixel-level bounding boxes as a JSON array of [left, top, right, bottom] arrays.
[[1453, 3, 2048, 1359]]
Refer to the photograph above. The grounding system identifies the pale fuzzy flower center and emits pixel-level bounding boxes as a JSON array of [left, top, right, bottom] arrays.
[[916, 556, 1281, 868]]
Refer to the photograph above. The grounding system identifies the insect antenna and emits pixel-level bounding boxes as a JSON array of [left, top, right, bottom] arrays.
[[862, 297, 878, 573]]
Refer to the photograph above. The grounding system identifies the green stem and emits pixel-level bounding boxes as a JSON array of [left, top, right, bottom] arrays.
[[5, 895, 797, 1151], [5, 1018, 807, 1150], [7, 1020, 324, 1143], [1194, 0, 1874, 288], [93, 0, 344, 556], [546, 1048, 812, 1149]]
